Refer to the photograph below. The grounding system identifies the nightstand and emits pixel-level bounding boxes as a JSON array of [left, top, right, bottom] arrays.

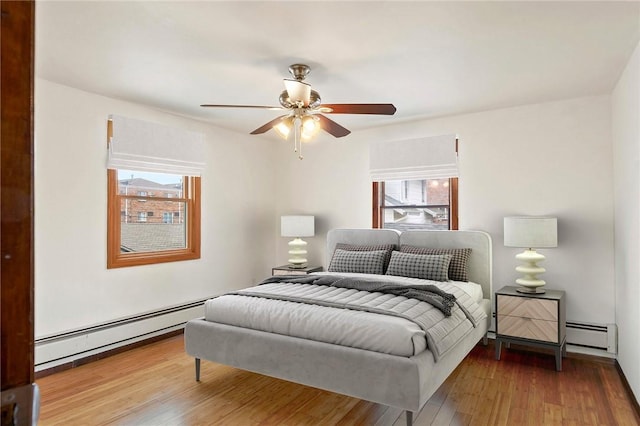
[[272, 265, 323, 276], [495, 286, 566, 371]]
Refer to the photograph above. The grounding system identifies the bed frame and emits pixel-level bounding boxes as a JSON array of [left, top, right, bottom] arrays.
[[185, 229, 492, 426]]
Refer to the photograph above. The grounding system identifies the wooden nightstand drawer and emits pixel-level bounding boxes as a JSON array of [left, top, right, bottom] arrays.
[[497, 315, 559, 343], [497, 294, 557, 321]]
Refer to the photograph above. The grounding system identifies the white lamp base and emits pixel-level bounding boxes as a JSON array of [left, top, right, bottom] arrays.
[[515, 249, 546, 294], [288, 238, 308, 269]]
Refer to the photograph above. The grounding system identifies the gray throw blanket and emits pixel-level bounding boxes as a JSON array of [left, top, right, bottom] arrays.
[[259, 274, 456, 317]]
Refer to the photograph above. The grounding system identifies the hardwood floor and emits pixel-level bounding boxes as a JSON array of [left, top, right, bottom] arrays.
[[37, 335, 640, 425]]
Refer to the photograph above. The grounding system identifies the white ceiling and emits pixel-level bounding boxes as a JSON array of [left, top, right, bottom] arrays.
[[36, 1, 640, 138]]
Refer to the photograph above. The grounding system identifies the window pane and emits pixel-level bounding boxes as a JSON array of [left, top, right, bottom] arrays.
[[120, 201, 187, 253], [383, 206, 449, 230], [117, 169, 184, 198], [425, 178, 450, 205], [384, 179, 449, 206], [382, 178, 451, 230]]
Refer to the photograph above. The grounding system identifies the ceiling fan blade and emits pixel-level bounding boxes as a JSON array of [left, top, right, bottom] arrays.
[[317, 115, 351, 138], [319, 103, 397, 115], [201, 104, 284, 110], [249, 115, 289, 135], [284, 79, 311, 106]]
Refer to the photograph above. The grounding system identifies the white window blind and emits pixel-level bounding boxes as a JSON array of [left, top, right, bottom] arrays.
[[107, 115, 205, 176], [369, 134, 458, 181]]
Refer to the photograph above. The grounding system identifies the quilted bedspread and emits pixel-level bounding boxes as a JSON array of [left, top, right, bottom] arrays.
[[205, 274, 487, 360]]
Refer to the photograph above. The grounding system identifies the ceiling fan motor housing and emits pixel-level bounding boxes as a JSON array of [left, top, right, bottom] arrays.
[[279, 89, 321, 109]]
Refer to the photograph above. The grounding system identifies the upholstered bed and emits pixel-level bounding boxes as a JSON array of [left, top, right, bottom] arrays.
[[185, 229, 492, 425]]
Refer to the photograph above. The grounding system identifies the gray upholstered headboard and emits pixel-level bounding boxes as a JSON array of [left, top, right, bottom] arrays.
[[326, 228, 493, 298]]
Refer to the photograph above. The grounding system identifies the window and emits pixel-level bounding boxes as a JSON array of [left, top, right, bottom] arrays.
[[108, 169, 201, 268], [373, 178, 458, 230], [106, 118, 201, 268], [369, 134, 459, 231]]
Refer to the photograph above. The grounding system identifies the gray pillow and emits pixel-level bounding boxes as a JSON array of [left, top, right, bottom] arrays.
[[400, 246, 472, 282], [385, 251, 453, 282], [328, 249, 387, 275], [334, 243, 396, 272]]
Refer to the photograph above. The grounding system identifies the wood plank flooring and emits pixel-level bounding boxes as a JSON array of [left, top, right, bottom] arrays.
[[37, 335, 640, 425]]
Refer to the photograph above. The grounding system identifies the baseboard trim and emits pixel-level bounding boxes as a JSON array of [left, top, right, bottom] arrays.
[[36, 300, 205, 344], [35, 328, 184, 379], [35, 298, 207, 370], [615, 361, 640, 419]]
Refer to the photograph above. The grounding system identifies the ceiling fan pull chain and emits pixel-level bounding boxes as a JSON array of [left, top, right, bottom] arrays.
[[293, 120, 298, 153], [298, 124, 303, 160], [292, 117, 303, 159], [298, 119, 305, 159]]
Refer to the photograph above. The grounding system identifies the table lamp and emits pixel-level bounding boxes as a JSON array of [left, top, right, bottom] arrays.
[[504, 216, 558, 294], [281, 215, 315, 268]]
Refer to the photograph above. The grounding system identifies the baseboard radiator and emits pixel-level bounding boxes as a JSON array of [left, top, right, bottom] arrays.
[[35, 299, 207, 371], [35, 304, 617, 370], [566, 321, 617, 354]]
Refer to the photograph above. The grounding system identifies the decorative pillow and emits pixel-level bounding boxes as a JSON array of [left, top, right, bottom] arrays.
[[400, 246, 472, 282], [328, 249, 388, 275], [385, 251, 453, 282], [334, 243, 396, 271]]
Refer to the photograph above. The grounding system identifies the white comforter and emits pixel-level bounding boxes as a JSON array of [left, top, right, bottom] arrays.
[[204, 273, 486, 359]]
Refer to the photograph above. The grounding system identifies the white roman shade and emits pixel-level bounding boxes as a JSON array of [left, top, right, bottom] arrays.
[[369, 134, 458, 181], [107, 115, 205, 176]]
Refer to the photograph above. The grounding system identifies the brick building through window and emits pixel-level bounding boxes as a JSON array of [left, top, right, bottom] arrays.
[[119, 178, 184, 224]]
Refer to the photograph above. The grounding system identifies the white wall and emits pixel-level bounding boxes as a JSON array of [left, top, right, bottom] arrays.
[[34, 77, 621, 377], [35, 75, 629, 393], [612, 40, 640, 403], [34, 79, 278, 337], [275, 95, 615, 326]]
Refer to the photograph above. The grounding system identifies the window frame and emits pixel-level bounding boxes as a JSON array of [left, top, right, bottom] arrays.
[[107, 169, 201, 268], [372, 178, 458, 230], [106, 120, 201, 269]]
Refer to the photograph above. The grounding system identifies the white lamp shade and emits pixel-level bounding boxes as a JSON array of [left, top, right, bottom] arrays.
[[504, 217, 557, 248], [281, 215, 315, 237]]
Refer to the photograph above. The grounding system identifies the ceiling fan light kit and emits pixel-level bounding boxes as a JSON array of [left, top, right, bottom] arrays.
[[201, 64, 397, 159], [273, 116, 294, 139]]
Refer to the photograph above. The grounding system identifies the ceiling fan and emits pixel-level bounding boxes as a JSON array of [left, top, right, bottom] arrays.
[[201, 64, 396, 158]]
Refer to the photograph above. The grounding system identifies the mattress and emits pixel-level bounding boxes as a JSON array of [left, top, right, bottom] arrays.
[[204, 273, 485, 358]]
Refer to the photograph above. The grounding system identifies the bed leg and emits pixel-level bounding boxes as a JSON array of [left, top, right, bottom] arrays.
[[406, 410, 413, 426], [483, 333, 488, 346], [195, 358, 201, 382]]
